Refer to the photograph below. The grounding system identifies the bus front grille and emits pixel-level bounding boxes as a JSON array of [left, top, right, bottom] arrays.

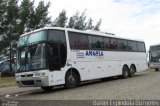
[[21, 80, 34, 85], [21, 74, 33, 77]]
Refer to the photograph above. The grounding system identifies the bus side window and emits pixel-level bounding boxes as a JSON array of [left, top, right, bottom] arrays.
[[104, 37, 110, 49], [109, 38, 117, 49], [127, 41, 138, 52]]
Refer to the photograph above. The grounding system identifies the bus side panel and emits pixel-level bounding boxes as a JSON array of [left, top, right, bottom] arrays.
[[68, 50, 147, 82], [48, 68, 67, 86]]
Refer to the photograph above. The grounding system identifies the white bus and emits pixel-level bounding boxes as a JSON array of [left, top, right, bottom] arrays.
[[149, 44, 160, 71], [16, 27, 148, 90]]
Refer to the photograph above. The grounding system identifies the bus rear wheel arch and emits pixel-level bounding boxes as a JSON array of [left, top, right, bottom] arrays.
[[129, 65, 136, 77], [65, 68, 80, 89], [122, 65, 129, 79]]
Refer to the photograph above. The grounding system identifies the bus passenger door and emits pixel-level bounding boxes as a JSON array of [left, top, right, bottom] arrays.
[[48, 43, 61, 71], [47, 43, 67, 71]]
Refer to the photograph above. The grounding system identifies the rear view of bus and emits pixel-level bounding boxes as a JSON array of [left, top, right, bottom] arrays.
[[149, 44, 160, 71]]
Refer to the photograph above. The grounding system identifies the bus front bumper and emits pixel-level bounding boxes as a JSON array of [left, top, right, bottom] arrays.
[[150, 62, 160, 69], [16, 76, 49, 87]]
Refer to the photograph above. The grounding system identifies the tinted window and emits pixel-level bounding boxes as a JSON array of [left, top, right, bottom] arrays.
[[127, 41, 137, 51], [104, 37, 110, 49], [68, 32, 89, 49], [18, 31, 46, 46], [117, 39, 127, 50], [89, 36, 104, 49], [150, 45, 160, 51], [48, 30, 66, 43], [137, 42, 146, 52], [109, 38, 117, 49]]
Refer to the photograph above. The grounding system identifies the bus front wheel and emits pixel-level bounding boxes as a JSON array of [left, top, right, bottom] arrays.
[[122, 66, 129, 79], [65, 71, 78, 89], [155, 68, 159, 71]]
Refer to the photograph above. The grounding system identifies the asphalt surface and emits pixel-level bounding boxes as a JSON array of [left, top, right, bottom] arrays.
[[1, 69, 160, 106], [15, 69, 160, 100]]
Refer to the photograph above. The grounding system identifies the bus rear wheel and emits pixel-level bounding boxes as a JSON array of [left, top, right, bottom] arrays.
[[65, 71, 78, 89], [41, 86, 53, 91], [122, 66, 129, 79], [129, 65, 136, 77]]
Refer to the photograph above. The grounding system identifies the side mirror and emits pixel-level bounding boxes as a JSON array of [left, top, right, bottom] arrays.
[[147, 51, 149, 57]]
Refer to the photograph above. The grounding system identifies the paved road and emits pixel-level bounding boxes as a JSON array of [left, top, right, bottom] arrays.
[[0, 86, 39, 96], [10, 69, 160, 100]]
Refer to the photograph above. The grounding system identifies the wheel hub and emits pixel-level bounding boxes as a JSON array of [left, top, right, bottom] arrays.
[[68, 75, 75, 84]]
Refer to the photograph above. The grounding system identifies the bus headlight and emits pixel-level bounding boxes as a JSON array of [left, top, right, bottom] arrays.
[[35, 73, 39, 76], [41, 72, 46, 76], [16, 75, 20, 78]]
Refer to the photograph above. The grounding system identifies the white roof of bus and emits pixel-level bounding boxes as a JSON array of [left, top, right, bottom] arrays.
[[20, 27, 144, 42], [150, 43, 160, 47]]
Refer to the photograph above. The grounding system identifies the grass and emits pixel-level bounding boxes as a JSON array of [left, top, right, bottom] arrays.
[[0, 77, 16, 88]]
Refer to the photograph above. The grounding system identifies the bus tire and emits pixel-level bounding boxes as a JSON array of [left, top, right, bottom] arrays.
[[155, 68, 159, 71], [65, 71, 78, 89], [122, 66, 129, 79], [129, 65, 136, 77], [41, 86, 53, 91]]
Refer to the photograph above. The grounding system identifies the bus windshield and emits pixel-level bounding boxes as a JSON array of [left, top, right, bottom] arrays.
[[17, 43, 46, 72], [18, 31, 46, 46], [150, 45, 160, 61]]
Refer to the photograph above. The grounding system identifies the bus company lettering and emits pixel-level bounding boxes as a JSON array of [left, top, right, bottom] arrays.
[[86, 51, 104, 56]]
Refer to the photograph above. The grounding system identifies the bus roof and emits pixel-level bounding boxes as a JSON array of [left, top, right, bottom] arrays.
[[20, 27, 144, 42], [150, 43, 160, 47]]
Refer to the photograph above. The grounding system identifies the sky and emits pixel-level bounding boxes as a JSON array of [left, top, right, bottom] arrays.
[[36, 0, 160, 50]]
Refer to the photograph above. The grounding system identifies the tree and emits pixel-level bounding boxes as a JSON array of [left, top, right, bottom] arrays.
[[67, 10, 87, 30], [86, 18, 94, 30], [0, 0, 19, 73], [94, 19, 102, 31], [74, 10, 87, 30], [29, 1, 51, 31], [0, 0, 52, 55], [67, 11, 79, 28], [0, 0, 19, 54], [18, 0, 34, 33], [18, 0, 51, 32], [52, 9, 68, 27], [67, 10, 102, 30], [0, 0, 7, 53], [52, 9, 102, 30]]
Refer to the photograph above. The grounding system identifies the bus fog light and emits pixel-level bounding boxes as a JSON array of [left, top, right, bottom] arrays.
[[16, 75, 20, 78], [35, 73, 39, 76]]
